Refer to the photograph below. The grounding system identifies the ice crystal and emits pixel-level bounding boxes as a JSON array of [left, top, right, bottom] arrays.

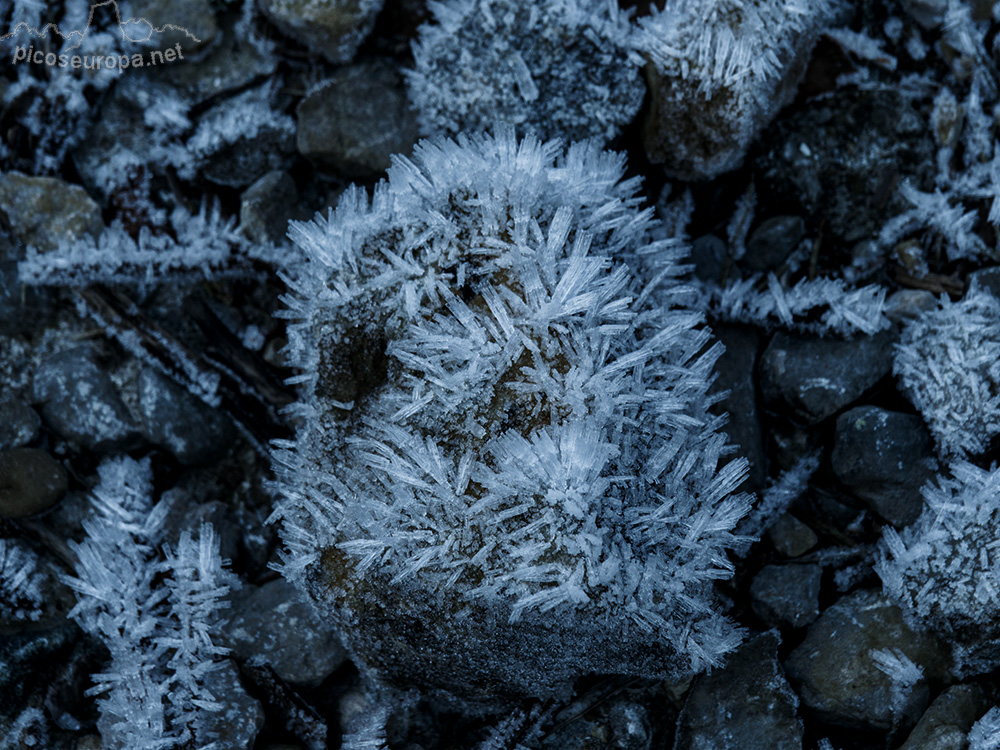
[[701, 273, 891, 337], [894, 290, 1000, 457], [971, 707, 1000, 750], [407, 0, 644, 144], [64, 457, 237, 749], [271, 128, 752, 708], [0, 537, 45, 622], [876, 461, 1000, 676], [638, 0, 844, 178]]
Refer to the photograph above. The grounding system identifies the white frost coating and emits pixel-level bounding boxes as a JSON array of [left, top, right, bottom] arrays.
[[876, 461, 1000, 677], [870, 647, 923, 720], [971, 707, 1000, 750], [407, 0, 644, 144], [637, 0, 844, 178], [894, 291, 1000, 457], [700, 273, 891, 337], [63, 457, 239, 750], [271, 128, 753, 704], [0, 538, 45, 622]]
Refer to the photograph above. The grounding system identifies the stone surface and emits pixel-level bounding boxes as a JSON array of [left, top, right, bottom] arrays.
[[0, 172, 102, 253], [296, 59, 419, 179], [744, 216, 805, 272], [221, 579, 347, 687], [759, 330, 896, 424], [257, 0, 383, 63], [898, 684, 989, 750], [785, 589, 950, 731], [689, 234, 728, 284], [241, 171, 300, 244], [750, 564, 822, 629], [768, 513, 818, 558], [711, 324, 766, 492], [0, 624, 79, 727], [198, 662, 264, 750], [674, 631, 803, 750], [134, 0, 218, 51], [137, 367, 236, 465], [968, 266, 1000, 299], [31, 348, 144, 453], [0, 448, 68, 518], [0, 397, 41, 451], [831, 406, 938, 527], [885, 289, 939, 323]]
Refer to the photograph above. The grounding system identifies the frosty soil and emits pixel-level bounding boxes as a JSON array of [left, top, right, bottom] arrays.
[[11, 42, 186, 72]]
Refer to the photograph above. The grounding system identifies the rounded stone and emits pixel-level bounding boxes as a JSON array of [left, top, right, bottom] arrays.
[[0, 448, 68, 518]]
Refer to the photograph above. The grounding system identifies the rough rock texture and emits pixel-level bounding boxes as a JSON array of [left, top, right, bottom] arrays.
[[785, 589, 950, 731], [296, 59, 419, 179], [768, 514, 818, 558], [760, 330, 896, 424], [257, 0, 383, 63], [31, 348, 144, 453], [221, 579, 347, 687], [674, 632, 803, 750], [898, 684, 989, 750], [0, 173, 102, 253], [832, 406, 939, 527], [0, 448, 67, 518], [136, 367, 236, 466], [744, 216, 805, 272], [750, 564, 822, 629], [0, 397, 41, 451], [240, 171, 301, 245]]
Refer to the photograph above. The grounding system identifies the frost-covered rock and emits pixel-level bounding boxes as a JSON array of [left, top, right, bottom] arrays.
[[271, 129, 753, 710], [638, 0, 844, 179], [894, 291, 1000, 457], [407, 0, 644, 144], [877, 461, 1000, 677]]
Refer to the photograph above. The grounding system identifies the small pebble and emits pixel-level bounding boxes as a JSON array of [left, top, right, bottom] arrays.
[[0, 448, 68, 518]]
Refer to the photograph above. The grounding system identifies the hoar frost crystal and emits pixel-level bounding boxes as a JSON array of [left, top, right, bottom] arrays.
[[271, 130, 752, 708]]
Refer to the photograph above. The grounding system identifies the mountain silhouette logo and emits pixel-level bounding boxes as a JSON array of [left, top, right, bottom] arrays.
[[1, 0, 202, 51]]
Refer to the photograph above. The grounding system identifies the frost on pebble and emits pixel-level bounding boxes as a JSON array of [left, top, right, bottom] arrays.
[[876, 462, 1000, 677], [637, 0, 844, 179], [256, 0, 384, 64], [407, 0, 645, 144], [269, 128, 753, 709], [894, 291, 1000, 457], [0, 537, 45, 623]]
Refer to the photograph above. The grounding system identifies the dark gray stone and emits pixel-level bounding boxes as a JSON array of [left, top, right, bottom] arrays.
[[750, 564, 822, 629], [257, 0, 380, 63], [241, 171, 300, 245], [885, 290, 938, 323], [137, 367, 236, 465], [296, 59, 420, 179], [0, 448, 68, 518], [759, 330, 896, 424], [745, 216, 805, 272], [898, 684, 989, 750], [0, 172, 102, 253], [31, 348, 144, 452], [133, 0, 218, 51], [768, 514, 818, 558], [785, 589, 950, 731], [832, 406, 938, 527], [674, 632, 803, 750], [221, 579, 346, 687], [0, 624, 78, 726], [197, 662, 264, 750], [690, 235, 728, 284], [711, 325, 766, 492], [0, 397, 41, 451]]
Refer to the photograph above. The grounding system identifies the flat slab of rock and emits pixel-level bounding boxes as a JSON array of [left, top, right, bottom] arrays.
[[750, 564, 822, 629], [898, 684, 988, 750], [760, 330, 896, 424], [0, 173, 102, 253]]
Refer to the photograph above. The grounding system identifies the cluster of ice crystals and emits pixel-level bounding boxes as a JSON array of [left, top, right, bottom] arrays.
[[271, 129, 752, 703], [0, 537, 45, 622], [894, 290, 1000, 457], [876, 461, 1000, 677], [637, 0, 843, 178], [407, 0, 644, 144], [63, 457, 236, 750]]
